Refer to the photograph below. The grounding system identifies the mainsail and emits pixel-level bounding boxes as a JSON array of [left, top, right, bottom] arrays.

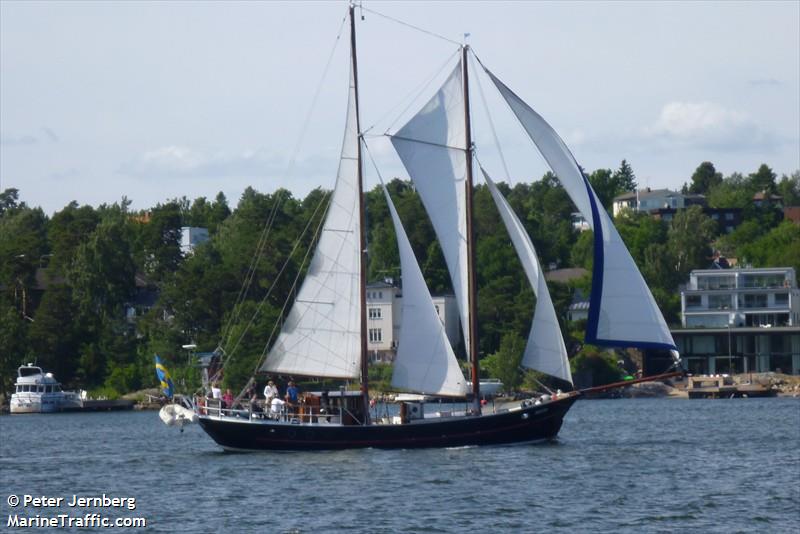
[[260, 61, 362, 379], [485, 68, 677, 352], [482, 170, 573, 384], [390, 62, 472, 358], [381, 184, 468, 397]]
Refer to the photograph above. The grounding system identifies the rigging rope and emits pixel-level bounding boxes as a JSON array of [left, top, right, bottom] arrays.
[[361, 49, 459, 136], [361, 6, 462, 46], [221, 190, 332, 370], [469, 51, 514, 185], [214, 10, 348, 363]]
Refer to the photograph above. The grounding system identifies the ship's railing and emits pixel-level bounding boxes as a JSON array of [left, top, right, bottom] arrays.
[[197, 398, 350, 424]]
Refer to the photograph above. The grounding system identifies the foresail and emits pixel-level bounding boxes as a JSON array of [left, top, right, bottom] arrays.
[[382, 184, 468, 397], [486, 69, 676, 351], [483, 171, 572, 384], [260, 63, 362, 379], [390, 62, 472, 357]]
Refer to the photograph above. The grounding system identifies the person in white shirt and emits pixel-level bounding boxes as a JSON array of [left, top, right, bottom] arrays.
[[211, 383, 222, 399], [263, 380, 279, 404]]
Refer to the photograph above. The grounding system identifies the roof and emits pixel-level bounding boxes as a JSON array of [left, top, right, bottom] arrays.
[[544, 267, 590, 283], [366, 280, 396, 289], [613, 188, 680, 202], [753, 191, 783, 201]]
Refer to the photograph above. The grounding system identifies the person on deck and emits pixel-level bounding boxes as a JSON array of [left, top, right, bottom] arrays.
[[285, 381, 299, 404], [263, 380, 279, 405], [222, 389, 234, 409], [285, 381, 300, 416]]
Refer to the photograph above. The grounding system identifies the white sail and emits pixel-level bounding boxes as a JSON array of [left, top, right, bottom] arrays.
[[486, 69, 676, 351], [390, 61, 472, 357], [381, 184, 468, 397], [483, 170, 573, 384], [260, 62, 362, 379]]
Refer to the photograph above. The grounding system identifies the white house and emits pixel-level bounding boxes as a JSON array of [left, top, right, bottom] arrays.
[[366, 281, 460, 363]]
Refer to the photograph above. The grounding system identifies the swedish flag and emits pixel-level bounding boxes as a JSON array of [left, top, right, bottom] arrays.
[[154, 355, 174, 398]]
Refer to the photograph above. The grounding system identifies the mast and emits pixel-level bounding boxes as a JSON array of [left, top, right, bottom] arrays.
[[350, 4, 370, 424], [462, 45, 481, 414]]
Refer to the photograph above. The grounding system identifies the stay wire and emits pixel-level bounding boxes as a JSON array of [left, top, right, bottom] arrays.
[[217, 11, 348, 357], [361, 6, 462, 46], [469, 50, 514, 185]]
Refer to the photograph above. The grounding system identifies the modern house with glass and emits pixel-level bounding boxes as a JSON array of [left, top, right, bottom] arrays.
[[672, 267, 800, 375]]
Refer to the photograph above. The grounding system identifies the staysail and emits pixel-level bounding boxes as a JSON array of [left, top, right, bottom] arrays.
[[482, 170, 573, 384], [260, 61, 362, 379], [485, 68, 676, 352], [381, 183, 468, 397], [390, 61, 472, 358]]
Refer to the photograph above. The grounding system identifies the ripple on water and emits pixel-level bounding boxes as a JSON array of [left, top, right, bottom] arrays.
[[1, 398, 799, 533]]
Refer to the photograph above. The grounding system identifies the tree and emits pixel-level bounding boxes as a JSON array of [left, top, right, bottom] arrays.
[[0, 188, 25, 216], [612, 159, 637, 194], [706, 172, 752, 209], [688, 161, 723, 194], [481, 331, 526, 392], [748, 164, 777, 195], [667, 206, 716, 280], [777, 171, 800, 206], [588, 168, 616, 210]]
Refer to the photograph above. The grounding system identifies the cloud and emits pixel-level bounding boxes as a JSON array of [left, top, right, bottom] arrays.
[[118, 145, 341, 186], [643, 101, 772, 151], [1, 133, 38, 146], [0, 128, 59, 146]]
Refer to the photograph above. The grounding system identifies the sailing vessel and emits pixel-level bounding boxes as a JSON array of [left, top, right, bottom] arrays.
[[194, 6, 680, 451]]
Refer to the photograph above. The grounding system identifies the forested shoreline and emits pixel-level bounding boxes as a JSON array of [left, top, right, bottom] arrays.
[[1, 161, 798, 398]]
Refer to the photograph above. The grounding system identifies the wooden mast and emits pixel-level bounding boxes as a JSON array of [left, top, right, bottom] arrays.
[[462, 45, 481, 414], [350, 4, 370, 424]]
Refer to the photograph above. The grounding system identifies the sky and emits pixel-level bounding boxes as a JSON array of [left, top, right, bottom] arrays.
[[1, 1, 798, 215]]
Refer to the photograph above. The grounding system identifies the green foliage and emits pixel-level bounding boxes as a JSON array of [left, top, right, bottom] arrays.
[[482, 332, 526, 392], [368, 363, 393, 392], [749, 163, 778, 195], [3, 160, 797, 398], [777, 171, 800, 206], [570, 346, 624, 387], [738, 221, 800, 274], [688, 161, 723, 194], [667, 206, 717, 281]]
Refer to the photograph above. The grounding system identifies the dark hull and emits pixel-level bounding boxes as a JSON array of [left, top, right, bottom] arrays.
[[198, 393, 579, 451]]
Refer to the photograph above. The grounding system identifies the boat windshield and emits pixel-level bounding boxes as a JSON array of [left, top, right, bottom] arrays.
[[19, 367, 43, 377]]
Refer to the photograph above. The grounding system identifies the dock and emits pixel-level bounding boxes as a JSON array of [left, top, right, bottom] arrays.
[[62, 399, 135, 412], [686, 375, 776, 399]]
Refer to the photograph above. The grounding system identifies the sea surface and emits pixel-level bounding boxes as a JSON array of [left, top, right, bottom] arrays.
[[1, 398, 798, 533]]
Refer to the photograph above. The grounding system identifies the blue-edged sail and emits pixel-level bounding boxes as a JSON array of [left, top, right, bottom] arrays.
[[484, 68, 676, 352], [381, 183, 468, 397], [482, 170, 573, 384], [260, 59, 362, 378], [389, 61, 472, 358]]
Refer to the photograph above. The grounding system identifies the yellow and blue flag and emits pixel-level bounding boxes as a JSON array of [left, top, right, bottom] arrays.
[[154, 355, 174, 398]]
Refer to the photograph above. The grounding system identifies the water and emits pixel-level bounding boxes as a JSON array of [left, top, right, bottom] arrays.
[[1, 398, 798, 533]]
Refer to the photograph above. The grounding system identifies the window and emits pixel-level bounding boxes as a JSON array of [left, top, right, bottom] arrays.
[[708, 294, 731, 310], [368, 328, 382, 343], [743, 294, 767, 308], [697, 275, 735, 290], [686, 295, 702, 309], [379, 291, 383, 299], [368, 307, 381, 319], [775, 293, 789, 306], [725, 212, 734, 221]]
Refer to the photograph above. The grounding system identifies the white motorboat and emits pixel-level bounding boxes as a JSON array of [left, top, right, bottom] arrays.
[[9, 364, 81, 414]]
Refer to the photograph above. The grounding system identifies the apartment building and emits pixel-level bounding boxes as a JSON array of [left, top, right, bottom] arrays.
[[672, 267, 800, 375]]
